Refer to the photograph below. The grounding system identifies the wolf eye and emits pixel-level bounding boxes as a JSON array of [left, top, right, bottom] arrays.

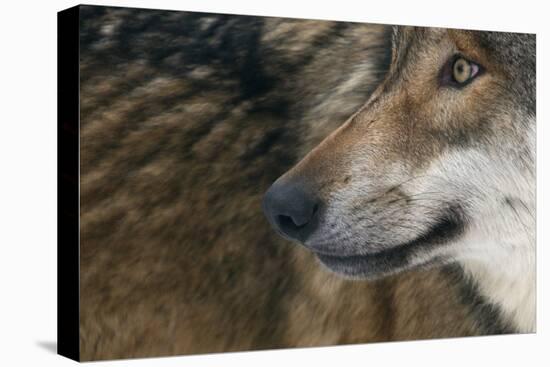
[[441, 55, 482, 87], [452, 58, 474, 83]]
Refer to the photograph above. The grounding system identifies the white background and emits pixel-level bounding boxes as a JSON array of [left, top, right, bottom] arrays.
[[0, 0, 548, 365]]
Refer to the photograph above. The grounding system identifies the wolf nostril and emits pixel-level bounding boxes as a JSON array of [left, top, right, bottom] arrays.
[[277, 214, 308, 232]]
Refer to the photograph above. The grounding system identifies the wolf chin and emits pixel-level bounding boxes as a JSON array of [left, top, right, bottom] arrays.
[[264, 27, 536, 333]]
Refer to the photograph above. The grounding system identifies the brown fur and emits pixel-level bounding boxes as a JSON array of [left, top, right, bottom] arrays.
[[79, 7, 482, 361]]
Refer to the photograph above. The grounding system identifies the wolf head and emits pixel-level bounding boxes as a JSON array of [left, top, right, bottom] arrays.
[[263, 26, 535, 279]]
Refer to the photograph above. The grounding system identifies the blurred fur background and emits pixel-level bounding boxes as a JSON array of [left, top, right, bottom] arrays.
[[79, 5, 487, 361]]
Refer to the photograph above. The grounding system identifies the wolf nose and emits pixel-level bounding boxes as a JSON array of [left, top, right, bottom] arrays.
[[262, 180, 320, 242]]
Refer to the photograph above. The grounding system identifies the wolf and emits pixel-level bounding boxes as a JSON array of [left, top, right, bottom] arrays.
[[78, 5, 511, 361], [264, 27, 536, 333]]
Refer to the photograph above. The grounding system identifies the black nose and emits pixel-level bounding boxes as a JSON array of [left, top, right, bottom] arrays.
[[262, 180, 320, 242]]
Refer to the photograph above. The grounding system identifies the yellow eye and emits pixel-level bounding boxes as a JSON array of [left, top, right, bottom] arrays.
[[451, 57, 481, 85]]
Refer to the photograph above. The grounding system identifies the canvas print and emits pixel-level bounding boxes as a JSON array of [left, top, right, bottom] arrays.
[[57, 4, 536, 362]]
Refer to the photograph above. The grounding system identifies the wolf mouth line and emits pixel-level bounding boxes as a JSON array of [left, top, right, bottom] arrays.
[[313, 206, 465, 277]]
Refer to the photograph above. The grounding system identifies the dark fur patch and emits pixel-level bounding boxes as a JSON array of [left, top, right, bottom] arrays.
[[442, 265, 515, 334]]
